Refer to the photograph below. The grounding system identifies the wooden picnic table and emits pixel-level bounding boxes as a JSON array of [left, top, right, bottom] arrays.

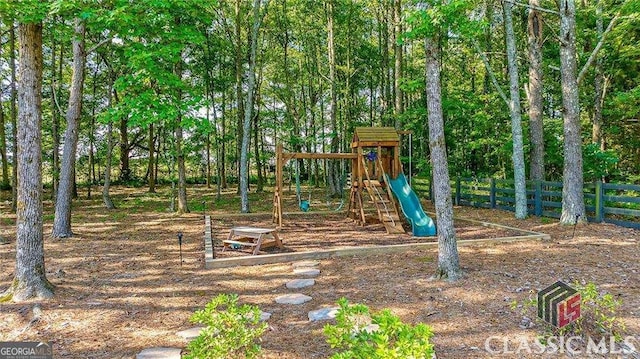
[[222, 226, 283, 255]]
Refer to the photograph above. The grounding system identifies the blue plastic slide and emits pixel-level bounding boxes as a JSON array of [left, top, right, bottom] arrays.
[[385, 173, 436, 237]]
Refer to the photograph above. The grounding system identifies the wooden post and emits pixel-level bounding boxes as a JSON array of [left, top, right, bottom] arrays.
[[534, 180, 542, 216], [455, 177, 461, 205], [595, 180, 604, 222], [393, 144, 400, 178], [490, 178, 496, 209], [274, 143, 283, 227]]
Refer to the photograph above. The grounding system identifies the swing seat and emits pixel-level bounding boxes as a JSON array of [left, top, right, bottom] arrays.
[[300, 200, 310, 212]]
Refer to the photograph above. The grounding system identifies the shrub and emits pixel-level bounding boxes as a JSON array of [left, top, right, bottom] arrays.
[[324, 298, 435, 359], [184, 294, 267, 359]]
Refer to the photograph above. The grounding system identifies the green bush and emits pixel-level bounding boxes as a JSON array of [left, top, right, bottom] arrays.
[[324, 298, 435, 359], [184, 294, 267, 359]]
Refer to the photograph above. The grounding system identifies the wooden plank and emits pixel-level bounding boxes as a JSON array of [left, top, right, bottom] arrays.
[[603, 183, 640, 191], [604, 206, 640, 217], [286, 152, 358, 160], [603, 194, 640, 204], [224, 240, 259, 247], [604, 218, 640, 229], [205, 233, 547, 269]]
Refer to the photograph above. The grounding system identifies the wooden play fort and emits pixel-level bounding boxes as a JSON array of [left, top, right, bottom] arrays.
[[273, 127, 436, 237]]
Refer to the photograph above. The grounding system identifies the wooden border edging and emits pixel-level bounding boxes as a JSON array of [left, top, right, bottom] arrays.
[[203, 227, 549, 270]]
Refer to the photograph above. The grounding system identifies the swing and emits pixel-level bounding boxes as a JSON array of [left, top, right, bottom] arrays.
[[325, 159, 346, 211], [295, 160, 312, 212]]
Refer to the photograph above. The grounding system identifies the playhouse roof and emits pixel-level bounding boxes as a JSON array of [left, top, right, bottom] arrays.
[[352, 127, 400, 147]]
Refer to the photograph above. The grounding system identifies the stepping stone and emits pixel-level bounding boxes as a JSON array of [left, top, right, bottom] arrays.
[[286, 278, 315, 289], [292, 260, 320, 268], [258, 311, 272, 321], [176, 326, 204, 340], [308, 306, 340, 321], [275, 293, 312, 305], [292, 268, 320, 277], [136, 347, 182, 359], [241, 310, 272, 322]]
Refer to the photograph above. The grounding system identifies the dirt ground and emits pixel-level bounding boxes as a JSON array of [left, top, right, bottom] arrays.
[[0, 186, 639, 358], [210, 212, 525, 258]]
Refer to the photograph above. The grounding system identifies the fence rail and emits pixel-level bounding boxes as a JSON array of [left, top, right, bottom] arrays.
[[412, 177, 640, 229]]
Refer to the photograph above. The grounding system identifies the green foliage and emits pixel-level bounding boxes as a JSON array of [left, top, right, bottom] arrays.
[[404, 0, 483, 41], [324, 298, 435, 359], [582, 143, 619, 181], [185, 294, 267, 359], [0, 0, 50, 22], [513, 282, 626, 342]]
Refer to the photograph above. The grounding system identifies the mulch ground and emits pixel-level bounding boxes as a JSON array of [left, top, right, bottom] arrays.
[[211, 212, 525, 258], [0, 186, 638, 358]]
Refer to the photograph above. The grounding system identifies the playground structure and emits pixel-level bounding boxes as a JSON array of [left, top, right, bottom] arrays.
[[272, 127, 435, 236]]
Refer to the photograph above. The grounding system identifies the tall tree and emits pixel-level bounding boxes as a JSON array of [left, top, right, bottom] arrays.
[[408, 2, 463, 280], [591, 0, 604, 150], [503, 0, 527, 219], [148, 123, 156, 192], [53, 18, 87, 238], [2, 21, 54, 301], [175, 45, 189, 214], [559, 0, 586, 224], [0, 20, 8, 189], [240, 0, 268, 212], [393, 0, 403, 128], [527, 0, 545, 181], [103, 76, 116, 210], [10, 23, 18, 212], [326, 0, 340, 196], [425, 34, 461, 280], [0, 77, 8, 189]]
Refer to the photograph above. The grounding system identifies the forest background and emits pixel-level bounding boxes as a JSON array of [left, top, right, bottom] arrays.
[[0, 0, 639, 213]]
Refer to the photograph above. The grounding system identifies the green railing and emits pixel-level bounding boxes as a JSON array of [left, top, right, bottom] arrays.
[[412, 177, 640, 229]]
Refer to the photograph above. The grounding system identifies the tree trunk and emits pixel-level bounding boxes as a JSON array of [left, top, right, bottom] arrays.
[[527, 0, 545, 182], [0, 25, 8, 190], [175, 56, 189, 214], [52, 19, 86, 239], [592, 0, 604, 150], [235, 0, 245, 195], [176, 120, 188, 213], [559, 0, 586, 224], [102, 74, 116, 209], [0, 90, 8, 189], [483, 0, 494, 95], [425, 35, 461, 281], [89, 65, 98, 186], [4, 22, 54, 301], [503, 1, 527, 219], [221, 83, 227, 189], [206, 109, 211, 189], [103, 120, 116, 210], [51, 25, 63, 200], [240, 0, 266, 212], [393, 0, 403, 128], [10, 24, 18, 213], [119, 116, 130, 182], [326, 0, 340, 196], [148, 123, 156, 193], [253, 112, 264, 192]]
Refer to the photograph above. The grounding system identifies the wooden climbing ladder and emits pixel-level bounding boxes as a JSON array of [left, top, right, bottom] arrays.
[[352, 155, 405, 234]]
